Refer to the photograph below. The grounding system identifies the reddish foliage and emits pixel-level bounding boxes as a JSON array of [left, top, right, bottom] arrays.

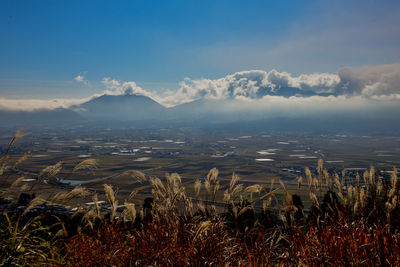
[[65, 223, 135, 267], [287, 220, 400, 266], [65, 218, 238, 266], [132, 219, 232, 266], [64, 218, 400, 266]]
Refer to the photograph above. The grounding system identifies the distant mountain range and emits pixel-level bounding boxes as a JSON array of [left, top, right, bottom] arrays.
[[0, 108, 82, 128], [1, 93, 399, 134]]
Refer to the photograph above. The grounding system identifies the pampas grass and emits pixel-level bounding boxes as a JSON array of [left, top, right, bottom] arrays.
[[124, 202, 136, 222], [39, 161, 63, 181], [305, 167, 312, 187], [207, 167, 218, 183], [73, 159, 99, 172], [309, 192, 319, 209], [52, 187, 90, 203], [230, 172, 240, 191], [104, 184, 117, 221], [23, 196, 46, 215], [13, 151, 30, 169], [5, 130, 30, 154], [0, 155, 9, 176], [334, 173, 342, 192], [193, 220, 212, 240], [297, 177, 302, 189], [122, 170, 146, 183], [93, 193, 101, 218], [244, 184, 262, 194], [0, 176, 25, 197], [194, 179, 201, 197]]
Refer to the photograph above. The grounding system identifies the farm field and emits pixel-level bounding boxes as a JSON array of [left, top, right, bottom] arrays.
[[1, 127, 399, 210]]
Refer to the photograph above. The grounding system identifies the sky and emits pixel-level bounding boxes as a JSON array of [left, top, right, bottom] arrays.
[[0, 0, 400, 110]]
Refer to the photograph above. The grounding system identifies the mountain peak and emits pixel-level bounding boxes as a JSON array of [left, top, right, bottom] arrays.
[[77, 94, 167, 121]]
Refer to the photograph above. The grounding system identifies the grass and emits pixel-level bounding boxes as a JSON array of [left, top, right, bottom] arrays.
[[1, 131, 400, 266]]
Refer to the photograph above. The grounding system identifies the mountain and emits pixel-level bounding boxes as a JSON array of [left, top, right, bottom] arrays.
[[0, 108, 82, 128], [168, 99, 248, 124], [75, 94, 168, 121], [169, 99, 210, 119], [1, 92, 399, 134], [0, 94, 169, 129]]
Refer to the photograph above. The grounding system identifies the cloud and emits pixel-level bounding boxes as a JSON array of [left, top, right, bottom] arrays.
[[226, 94, 396, 116], [0, 97, 91, 112], [157, 62, 400, 107], [1, 62, 399, 112], [196, 1, 400, 75], [0, 77, 159, 112], [158, 70, 341, 107], [285, 72, 341, 93], [101, 77, 158, 100], [337, 62, 400, 97], [74, 74, 87, 84]]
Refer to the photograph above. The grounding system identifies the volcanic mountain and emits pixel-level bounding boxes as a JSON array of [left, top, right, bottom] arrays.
[[75, 94, 168, 121]]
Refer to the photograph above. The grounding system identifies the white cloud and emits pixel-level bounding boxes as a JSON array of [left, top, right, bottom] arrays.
[[101, 77, 158, 100], [0, 97, 91, 112], [229, 95, 385, 115], [157, 70, 341, 107], [287, 72, 341, 93], [74, 74, 87, 84], [157, 63, 400, 107]]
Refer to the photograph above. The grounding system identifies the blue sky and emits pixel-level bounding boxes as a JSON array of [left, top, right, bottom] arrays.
[[0, 0, 399, 100]]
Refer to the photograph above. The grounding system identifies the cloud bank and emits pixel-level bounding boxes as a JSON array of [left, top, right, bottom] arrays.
[[159, 62, 400, 107], [337, 62, 400, 97], [159, 70, 341, 107], [1, 62, 399, 112], [0, 97, 91, 112]]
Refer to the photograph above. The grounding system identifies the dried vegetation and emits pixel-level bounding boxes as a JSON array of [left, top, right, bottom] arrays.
[[1, 131, 400, 266]]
